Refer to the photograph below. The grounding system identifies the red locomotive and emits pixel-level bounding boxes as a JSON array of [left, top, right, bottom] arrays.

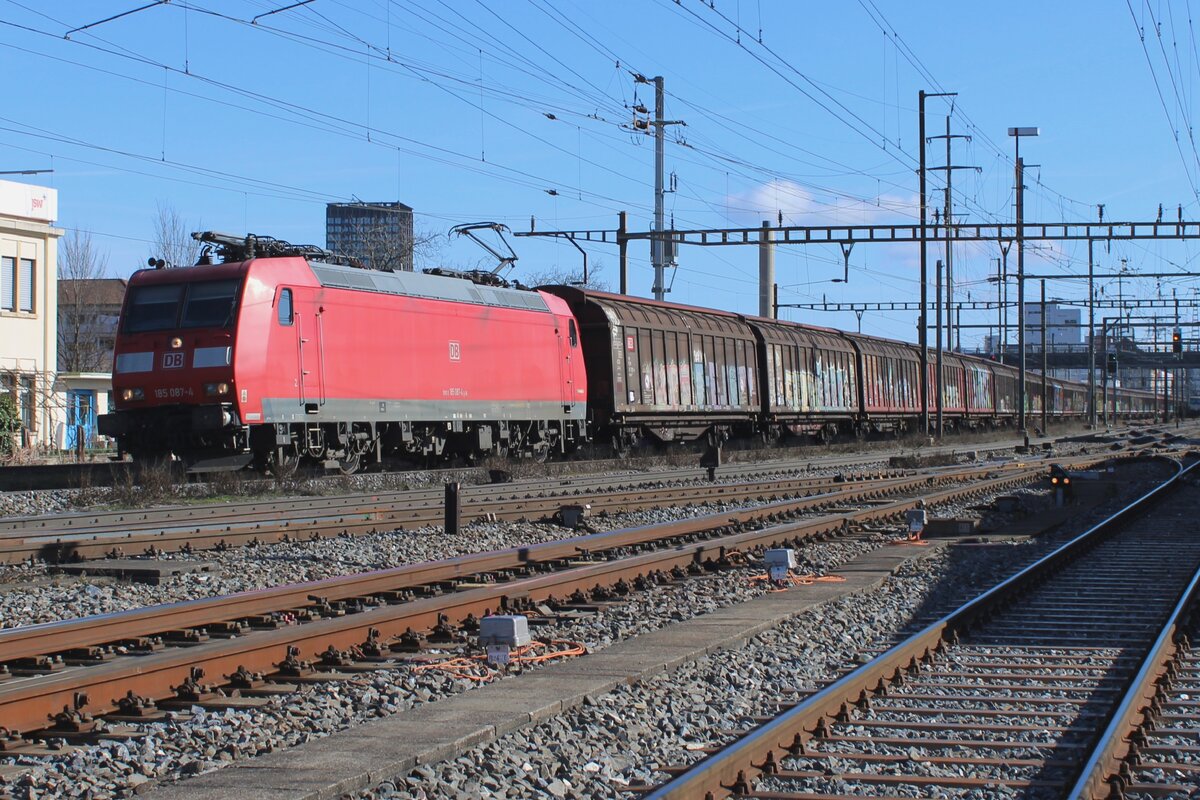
[[100, 233, 586, 472], [99, 230, 1158, 471]]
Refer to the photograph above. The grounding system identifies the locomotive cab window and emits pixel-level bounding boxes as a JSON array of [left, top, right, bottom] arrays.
[[568, 319, 577, 347], [278, 288, 293, 326], [123, 280, 240, 332], [124, 284, 184, 333], [180, 280, 239, 329]]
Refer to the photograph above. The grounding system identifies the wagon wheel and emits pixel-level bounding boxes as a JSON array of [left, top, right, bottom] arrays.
[[612, 435, 631, 460]]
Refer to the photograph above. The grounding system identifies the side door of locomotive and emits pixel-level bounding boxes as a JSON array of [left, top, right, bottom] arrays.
[[559, 318, 580, 413], [289, 288, 325, 412]]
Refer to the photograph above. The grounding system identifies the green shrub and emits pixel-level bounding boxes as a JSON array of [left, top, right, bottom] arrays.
[[0, 393, 18, 456]]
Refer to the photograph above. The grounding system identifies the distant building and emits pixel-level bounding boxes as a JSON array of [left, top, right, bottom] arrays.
[[325, 201, 414, 272], [1023, 302, 1081, 347], [57, 278, 126, 373], [0, 179, 62, 449]]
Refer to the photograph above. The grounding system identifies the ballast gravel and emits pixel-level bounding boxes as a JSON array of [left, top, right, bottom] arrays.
[[0, 484, 854, 629], [0, 459, 1171, 799], [363, 461, 1173, 800]]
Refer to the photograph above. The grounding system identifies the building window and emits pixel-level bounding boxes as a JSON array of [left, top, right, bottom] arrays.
[[19, 375, 35, 432], [1, 256, 13, 311], [18, 258, 34, 312]]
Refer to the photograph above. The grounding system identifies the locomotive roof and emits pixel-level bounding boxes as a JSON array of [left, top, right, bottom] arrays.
[[308, 262, 550, 313]]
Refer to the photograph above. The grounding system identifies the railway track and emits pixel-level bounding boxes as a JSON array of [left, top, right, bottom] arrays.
[[4, 443, 1051, 564], [0, 466, 925, 564], [0, 458, 1065, 746], [0, 442, 960, 494], [0, 423, 1152, 494], [642, 455, 1200, 800]]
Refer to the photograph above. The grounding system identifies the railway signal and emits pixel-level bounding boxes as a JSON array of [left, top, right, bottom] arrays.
[[1050, 464, 1073, 506], [1174, 328, 1183, 354]]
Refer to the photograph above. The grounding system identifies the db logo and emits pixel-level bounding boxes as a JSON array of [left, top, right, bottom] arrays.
[[448, 341, 461, 362], [162, 352, 185, 369]]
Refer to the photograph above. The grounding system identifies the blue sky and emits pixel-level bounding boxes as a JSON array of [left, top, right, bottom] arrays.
[[3, 0, 1199, 346]]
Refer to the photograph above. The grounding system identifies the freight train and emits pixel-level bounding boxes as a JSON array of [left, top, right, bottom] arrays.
[[98, 232, 1158, 472]]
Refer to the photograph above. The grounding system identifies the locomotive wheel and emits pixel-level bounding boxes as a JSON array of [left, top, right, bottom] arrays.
[[532, 441, 551, 464], [130, 449, 172, 473], [337, 451, 362, 475], [271, 450, 300, 479]]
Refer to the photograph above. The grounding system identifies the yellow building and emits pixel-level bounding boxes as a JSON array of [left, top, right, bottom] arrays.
[[0, 179, 62, 450]]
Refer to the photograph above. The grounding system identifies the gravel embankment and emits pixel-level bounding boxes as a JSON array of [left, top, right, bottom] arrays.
[[0, 458, 1171, 799], [365, 461, 1173, 799]]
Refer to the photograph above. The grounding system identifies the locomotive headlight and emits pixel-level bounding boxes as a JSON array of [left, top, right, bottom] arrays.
[[204, 382, 230, 397], [170, 337, 183, 349], [121, 388, 145, 402]]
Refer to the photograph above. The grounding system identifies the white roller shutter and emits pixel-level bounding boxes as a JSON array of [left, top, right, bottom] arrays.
[[18, 258, 33, 312], [0, 257, 12, 311]]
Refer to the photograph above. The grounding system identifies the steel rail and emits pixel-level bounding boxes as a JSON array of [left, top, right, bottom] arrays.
[[0, 466, 1007, 665], [0, 460, 858, 532], [1067, 520, 1200, 798], [3, 470, 899, 534], [3, 426, 1137, 534], [0, 472, 911, 564], [0, 424, 1120, 496], [0, 464, 1046, 737], [643, 455, 1192, 800]]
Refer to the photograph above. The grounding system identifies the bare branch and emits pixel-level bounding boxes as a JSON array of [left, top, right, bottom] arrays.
[[150, 201, 201, 268], [57, 230, 112, 373], [524, 257, 610, 291]]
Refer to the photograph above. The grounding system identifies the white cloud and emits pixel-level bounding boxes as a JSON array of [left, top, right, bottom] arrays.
[[725, 179, 917, 228]]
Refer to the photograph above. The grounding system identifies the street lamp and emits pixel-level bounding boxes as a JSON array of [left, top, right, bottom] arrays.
[[1009, 126, 1039, 432]]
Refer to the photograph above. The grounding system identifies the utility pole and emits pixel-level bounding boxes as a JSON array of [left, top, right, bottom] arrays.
[[1009, 126, 1039, 432], [1176, 289, 1181, 422], [999, 240, 1012, 362], [1041, 279, 1048, 434], [993, 258, 1002, 355], [618, 211, 628, 295], [1017, 153, 1027, 430], [1087, 238, 1096, 427], [918, 90, 957, 435], [927, 115, 975, 353], [635, 75, 684, 302], [936, 258, 944, 439], [759, 221, 774, 318]]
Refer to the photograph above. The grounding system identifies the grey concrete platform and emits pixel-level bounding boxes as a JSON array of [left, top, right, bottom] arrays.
[[149, 538, 948, 800]]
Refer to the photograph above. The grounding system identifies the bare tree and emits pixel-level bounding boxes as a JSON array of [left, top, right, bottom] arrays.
[[58, 230, 111, 373], [343, 222, 444, 272], [524, 256, 609, 291], [150, 201, 201, 268]]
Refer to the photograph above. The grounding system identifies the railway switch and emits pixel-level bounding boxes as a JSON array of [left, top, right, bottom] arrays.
[[765, 548, 797, 583], [480, 615, 531, 665]]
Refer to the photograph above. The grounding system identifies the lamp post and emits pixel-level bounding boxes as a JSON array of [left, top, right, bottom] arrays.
[[1008, 126, 1039, 432]]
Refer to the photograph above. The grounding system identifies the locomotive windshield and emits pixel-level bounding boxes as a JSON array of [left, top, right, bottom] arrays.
[[124, 279, 240, 333]]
